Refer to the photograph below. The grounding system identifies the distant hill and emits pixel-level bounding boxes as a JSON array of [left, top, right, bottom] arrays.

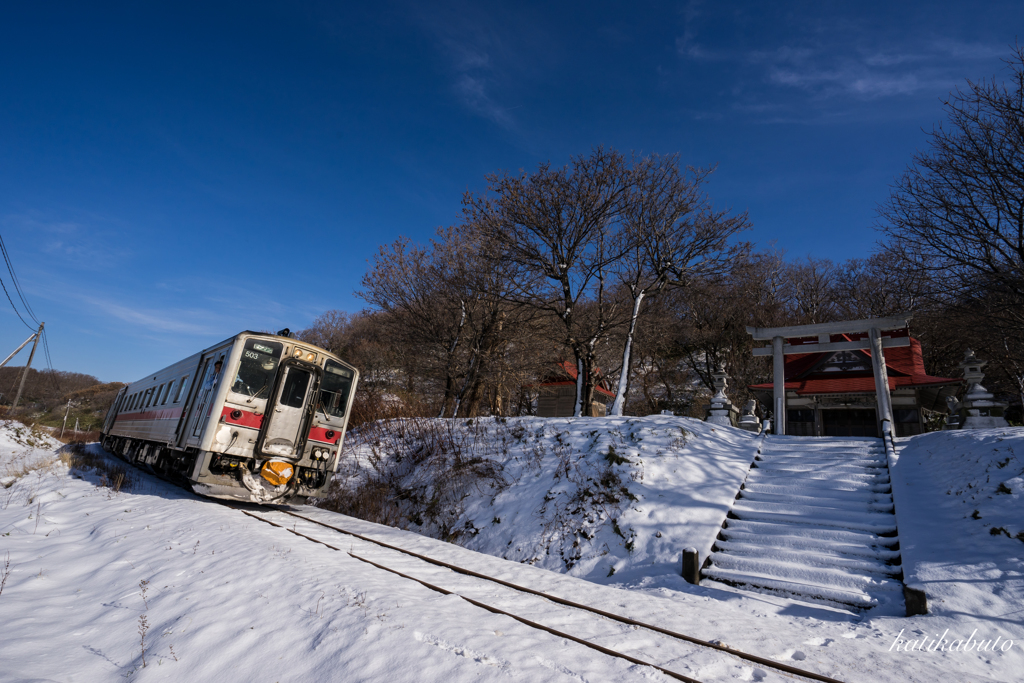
[[0, 366, 125, 432]]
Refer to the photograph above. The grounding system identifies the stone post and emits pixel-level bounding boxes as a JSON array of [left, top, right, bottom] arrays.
[[737, 399, 762, 433], [682, 547, 700, 584], [773, 336, 786, 435], [943, 396, 962, 429], [868, 327, 894, 435]]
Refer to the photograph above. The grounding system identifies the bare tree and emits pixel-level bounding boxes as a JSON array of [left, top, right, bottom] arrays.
[[467, 147, 630, 416], [295, 310, 403, 400], [783, 257, 839, 324], [879, 46, 1024, 339], [359, 229, 481, 416], [608, 155, 749, 415], [358, 225, 540, 417], [831, 251, 930, 319]]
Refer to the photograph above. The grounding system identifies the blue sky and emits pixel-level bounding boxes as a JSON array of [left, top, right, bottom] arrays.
[[1, 1, 1020, 383]]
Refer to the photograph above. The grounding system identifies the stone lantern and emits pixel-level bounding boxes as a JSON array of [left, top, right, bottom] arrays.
[[958, 349, 1008, 429], [705, 362, 739, 427]]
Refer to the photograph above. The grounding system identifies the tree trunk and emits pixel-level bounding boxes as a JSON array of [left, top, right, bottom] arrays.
[[611, 290, 645, 416]]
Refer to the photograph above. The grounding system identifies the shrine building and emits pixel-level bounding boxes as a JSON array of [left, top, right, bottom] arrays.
[[747, 316, 959, 438], [536, 360, 614, 417]]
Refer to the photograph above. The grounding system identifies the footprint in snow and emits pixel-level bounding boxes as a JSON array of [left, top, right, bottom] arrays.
[[803, 637, 834, 647]]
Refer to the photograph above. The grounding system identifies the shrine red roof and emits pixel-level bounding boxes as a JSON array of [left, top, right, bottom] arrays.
[[540, 360, 616, 398], [749, 335, 959, 395]]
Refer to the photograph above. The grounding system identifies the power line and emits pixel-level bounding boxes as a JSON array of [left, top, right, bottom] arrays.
[[41, 329, 62, 395], [0, 274, 35, 332], [0, 233, 61, 397], [0, 233, 39, 324]]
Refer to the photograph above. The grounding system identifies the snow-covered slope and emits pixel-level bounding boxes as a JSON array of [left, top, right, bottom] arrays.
[[335, 416, 761, 583]]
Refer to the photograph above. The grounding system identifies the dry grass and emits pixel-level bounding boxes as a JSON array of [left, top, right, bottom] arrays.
[[2, 457, 58, 483], [59, 441, 138, 494], [55, 429, 102, 445], [320, 406, 507, 540]]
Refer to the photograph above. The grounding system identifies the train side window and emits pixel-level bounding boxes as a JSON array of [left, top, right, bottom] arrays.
[[131, 393, 139, 410], [145, 388, 154, 408], [163, 380, 174, 405], [319, 360, 354, 419], [128, 394, 135, 411], [175, 376, 189, 402], [156, 384, 165, 405]]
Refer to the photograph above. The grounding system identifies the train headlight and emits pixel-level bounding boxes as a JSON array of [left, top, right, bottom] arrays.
[[306, 352, 316, 361], [293, 348, 302, 358]]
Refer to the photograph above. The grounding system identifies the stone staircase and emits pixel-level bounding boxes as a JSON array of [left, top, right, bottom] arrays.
[[703, 436, 905, 612]]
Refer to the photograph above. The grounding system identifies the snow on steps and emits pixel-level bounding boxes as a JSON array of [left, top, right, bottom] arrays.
[[704, 436, 905, 612]]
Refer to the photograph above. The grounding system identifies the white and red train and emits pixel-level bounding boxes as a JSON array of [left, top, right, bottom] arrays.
[[101, 330, 359, 504]]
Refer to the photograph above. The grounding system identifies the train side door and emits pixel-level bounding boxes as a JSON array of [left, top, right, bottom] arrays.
[[257, 362, 320, 459], [182, 353, 225, 447]]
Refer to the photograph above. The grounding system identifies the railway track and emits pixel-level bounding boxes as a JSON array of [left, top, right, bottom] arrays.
[[230, 504, 846, 683]]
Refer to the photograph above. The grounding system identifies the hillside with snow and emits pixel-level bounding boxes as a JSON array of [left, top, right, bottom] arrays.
[[330, 417, 760, 584], [1, 417, 1023, 682]]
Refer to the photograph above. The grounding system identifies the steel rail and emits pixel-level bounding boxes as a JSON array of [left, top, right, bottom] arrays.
[[237, 505, 845, 683], [235, 507, 702, 683]]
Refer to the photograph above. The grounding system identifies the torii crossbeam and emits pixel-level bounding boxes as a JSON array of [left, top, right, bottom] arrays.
[[746, 315, 912, 436]]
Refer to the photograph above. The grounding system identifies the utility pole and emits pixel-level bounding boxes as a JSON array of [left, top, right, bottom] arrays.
[[11, 322, 43, 412], [1, 332, 37, 370], [60, 398, 71, 439]]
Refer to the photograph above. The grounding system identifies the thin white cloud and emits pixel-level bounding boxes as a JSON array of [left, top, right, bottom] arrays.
[[3, 213, 132, 270], [410, 2, 529, 133], [453, 74, 517, 130], [80, 296, 219, 336], [675, 8, 1008, 109], [767, 64, 930, 98]]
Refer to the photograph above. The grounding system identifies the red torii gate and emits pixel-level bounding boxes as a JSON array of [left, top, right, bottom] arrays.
[[746, 315, 912, 436]]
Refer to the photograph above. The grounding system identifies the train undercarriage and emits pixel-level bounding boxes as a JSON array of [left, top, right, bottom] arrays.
[[101, 433, 330, 504]]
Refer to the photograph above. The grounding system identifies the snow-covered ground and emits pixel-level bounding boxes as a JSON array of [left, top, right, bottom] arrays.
[[890, 429, 1024, 627], [1, 417, 1022, 682]]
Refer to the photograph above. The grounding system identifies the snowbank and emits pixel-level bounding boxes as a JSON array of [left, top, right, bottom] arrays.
[[890, 428, 1024, 621], [0, 419, 63, 486]]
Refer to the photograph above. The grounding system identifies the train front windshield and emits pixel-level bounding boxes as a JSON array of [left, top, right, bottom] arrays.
[[318, 359, 354, 419], [232, 339, 284, 401]]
